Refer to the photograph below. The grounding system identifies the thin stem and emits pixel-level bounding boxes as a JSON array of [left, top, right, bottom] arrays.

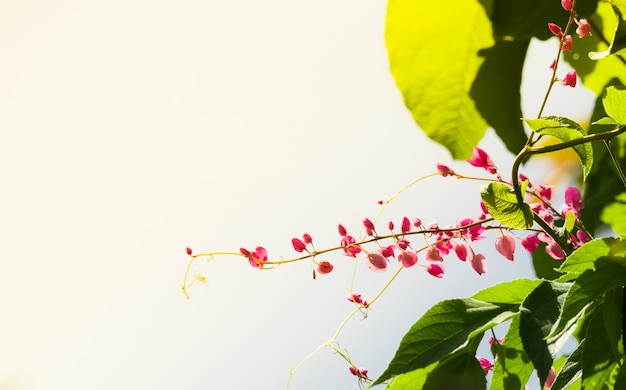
[[603, 139, 626, 189]]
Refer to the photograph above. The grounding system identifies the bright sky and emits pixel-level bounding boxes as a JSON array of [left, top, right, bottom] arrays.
[[0, 1, 594, 390]]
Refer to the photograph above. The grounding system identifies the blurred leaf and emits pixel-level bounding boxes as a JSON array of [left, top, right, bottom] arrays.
[[385, 0, 493, 159], [590, 0, 626, 59], [471, 278, 542, 305], [557, 237, 622, 278], [490, 315, 534, 390], [551, 341, 584, 390], [604, 85, 626, 124], [532, 243, 564, 280], [374, 298, 518, 385], [601, 192, 626, 235], [480, 183, 534, 229]]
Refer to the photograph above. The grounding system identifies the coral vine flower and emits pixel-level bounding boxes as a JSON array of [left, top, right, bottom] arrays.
[[366, 252, 387, 272], [426, 262, 445, 278], [349, 366, 369, 379], [471, 253, 488, 275], [545, 367, 556, 388], [379, 245, 395, 258], [425, 247, 443, 262], [316, 261, 334, 274], [453, 242, 471, 261], [399, 250, 418, 268], [437, 163, 455, 177], [576, 19, 592, 38], [401, 216, 411, 234], [536, 184, 553, 202], [292, 237, 307, 253], [302, 233, 313, 244], [186, 246, 193, 256], [561, 0, 573, 11], [548, 23, 564, 38], [467, 147, 498, 174], [477, 357, 493, 374], [562, 35, 573, 51], [495, 234, 516, 261], [558, 70, 577, 87], [347, 293, 365, 305], [564, 186, 584, 212], [521, 235, 540, 253], [240, 246, 268, 268], [341, 234, 361, 257], [338, 224, 347, 236]]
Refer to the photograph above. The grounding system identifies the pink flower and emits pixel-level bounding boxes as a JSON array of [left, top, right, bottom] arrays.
[[477, 357, 493, 374], [347, 292, 365, 305], [562, 35, 572, 51], [316, 261, 334, 274], [186, 246, 193, 256], [340, 235, 361, 257], [561, 0, 573, 11], [536, 184, 553, 201], [467, 147, 497, 174], [558, 70, 577, 87], [437, 163, 455, 177], [453, 242, 471, 261], [399, 250, 418, 268], [379, 245, 395, 259], [548, 23, 564, 38], [363, 218, 375, 231], [576, 229, 591, 245], [521, 235, 540, 252], [495, 234, 516, 261], [302, 233, 313, 244], [366, 252, 387, 272], [549, 58, 557, 70], [426, 262, 445, 278], [396, 237, 410, 250], [338, 224, 347, 237], [425, 247, 443, 262], [241, 246, 268, 268], [471, 253, 488, 275], [576, 19, 592, 38], [546, 241, 566, 260], [292, 237, 307, 253], [401, 216, 411, 234], [564, 186, 584, 212], [545, 367, 556, 388], [413, 218, 422, 228], [349, 366, 369, 379]]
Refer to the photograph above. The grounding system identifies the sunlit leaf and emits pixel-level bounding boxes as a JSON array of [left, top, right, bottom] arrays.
[[480, 183, 534, 229]]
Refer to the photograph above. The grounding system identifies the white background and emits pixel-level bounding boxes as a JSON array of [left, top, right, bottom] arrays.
[[0, 1, 594, 389]]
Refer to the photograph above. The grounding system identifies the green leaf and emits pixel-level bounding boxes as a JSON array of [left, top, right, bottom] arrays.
[[551, 341, 584, 390], [480, 183, 533, 229], [601, 192, 626, 235], [557, 237, 621, 278], [471, 278, 542, 305], [593, 116, 621, 126], [604, 86, 626, 124], [469, 39, 529, 156], [589, 0, 626, 59], [551, 256, 626, 340], [565, 211, 576, 233], [490, 315, 534, 390], [387, 352, 487, 390], [385, 0, 494, 159], [581, 290, 623, 388], [373, 298, 518, 385], [519, 281, 572, 386], [564, 2, 626, 94], [525, 116, 594, 180], [532, 244, 565, 281]]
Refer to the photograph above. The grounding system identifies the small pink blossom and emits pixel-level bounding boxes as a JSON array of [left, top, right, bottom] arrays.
[[495, 234, 516, 261], [521, 235, 540, 253], [562, 35, 573, 51], [546, 241, 566, 260], [518, 173, 532, 188], [564, 186, 584, 211], [413, 218, 422, 228], [545, 367, 556, 388], [558, 70, 577, 87], [477, 357, 493, 374], [453, 242, 471, 261], [338, 224, 347, 237], [241, 246, 268, 268], [349, 366, 369, 379], [480, 201, 489, 215], [341, 235, 361, 257], [347, 292, 365, 305], [576, 229, 591, 245], [379, 245, 395, 259], [576, 19, 592, 38], [561, 0, 573, 11], [396, 237, 410, 250], [467, 147, 498, 174], [536, 184, 553, 201], [366, 252, 387, 272], [186, 246, 193, 256], [292, 237, 307, 253], [549, 58, 557, 70], [471, 253, 488, 275], [316, 261, 334, 274], [437, 163, 455, 177], [388, 221, 394, 231], [302, 233, 313, 244], [401, 216, 411, 234], [425, 247, 443, 262], [548, 23, 564, 37], [363, 218, 375, 231], [426, 262, 445, 278], [399, 250, 418, 268]]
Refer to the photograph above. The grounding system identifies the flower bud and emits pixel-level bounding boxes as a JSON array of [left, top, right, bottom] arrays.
[[186, 246, 193, 256], [366, 252, 387, 272], [292, 238, 307, 253], [302, 233, 313, 244], [316, 261, 334, 274]]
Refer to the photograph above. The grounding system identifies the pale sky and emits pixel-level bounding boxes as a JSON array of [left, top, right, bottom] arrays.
[[0, 1, 594, 389]]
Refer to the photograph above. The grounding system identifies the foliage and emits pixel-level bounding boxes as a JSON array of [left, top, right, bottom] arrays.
[[184, 0, 626, 388]]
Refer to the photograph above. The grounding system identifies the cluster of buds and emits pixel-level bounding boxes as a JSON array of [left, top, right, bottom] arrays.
[[547, 0, 593, 87]]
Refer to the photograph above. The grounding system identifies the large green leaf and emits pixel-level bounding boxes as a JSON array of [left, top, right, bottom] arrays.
[[480, 183, 534, 229], [604, 85, 626, 124], [490, 315, 534, 390], [373, 298, 518, 385], [581, 290, 623, 388], [471, 278, 542, 305], [556, 237, 621, 279], [551, 256, 626, 339], [601, 192, 626, 235], [551, 341, 584, 390], [525, 116, 594, 180], [385, 0, 494, 159], [519, 281, 572, 386], [386, 351, 486, 390]]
